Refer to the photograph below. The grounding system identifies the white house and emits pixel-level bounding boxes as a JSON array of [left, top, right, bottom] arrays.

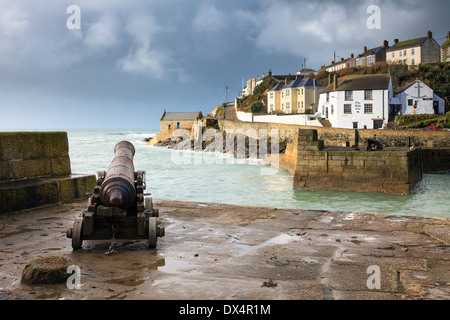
[[318, 74, 393, 129], [394, 80, 445, 115]]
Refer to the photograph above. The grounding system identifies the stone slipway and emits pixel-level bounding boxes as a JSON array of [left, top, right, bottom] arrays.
[[0, 199, 448, 300]]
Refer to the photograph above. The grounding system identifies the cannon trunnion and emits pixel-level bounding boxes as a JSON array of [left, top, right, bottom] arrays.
[[67, 141, 164, 250]]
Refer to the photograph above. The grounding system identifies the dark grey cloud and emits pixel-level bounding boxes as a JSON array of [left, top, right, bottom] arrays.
[[0, 0, 448, 129]]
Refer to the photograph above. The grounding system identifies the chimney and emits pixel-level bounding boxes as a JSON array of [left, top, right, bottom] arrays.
[[383, 40, 389, 48], [341, 57, 344, 62], [448, 31, 450, 39], [427, 30, 432, 38], [350, 53, 354, 59], [394, 39, 399, 45], [285, 77, 288, 85], [268, 69, 272, 76], [331, 61, 334, 65], [364, 46, 367, 53], [333, 74, 339, 91]]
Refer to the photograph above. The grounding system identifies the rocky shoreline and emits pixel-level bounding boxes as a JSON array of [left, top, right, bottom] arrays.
[[145, 132, 288, 159]]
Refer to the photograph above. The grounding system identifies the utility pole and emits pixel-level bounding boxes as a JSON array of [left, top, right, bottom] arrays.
[[333, 51, 336, 72], [225, 85, 228, 103]]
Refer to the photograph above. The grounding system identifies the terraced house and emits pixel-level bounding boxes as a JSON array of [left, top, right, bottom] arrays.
[[441, 31, 450, 63], [267, 77, 324, 115], [356, 40, 390, 68], [386, 30, 441, 68]]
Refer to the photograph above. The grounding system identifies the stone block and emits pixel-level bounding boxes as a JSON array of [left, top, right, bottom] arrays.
[[298, 129, 318, 142], [9, 159, 52, 180], [0, 133, 22, 161], [50, 157, 71, 175]]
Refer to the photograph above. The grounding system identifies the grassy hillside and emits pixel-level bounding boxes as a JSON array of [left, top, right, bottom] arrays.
[[315, 61, 450, 102]]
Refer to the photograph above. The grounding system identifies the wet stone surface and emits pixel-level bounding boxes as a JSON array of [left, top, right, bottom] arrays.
[[0, 199, 448, 300]]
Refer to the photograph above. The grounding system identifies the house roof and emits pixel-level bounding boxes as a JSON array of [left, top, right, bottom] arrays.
[[397, 80, 422, 93], [161, 111, 203, 121], [269, 78, 324, 91], [442, 38, 450, 47], [386, 37, 428, 52], [356, 46, 385, 58], [320, 74, 391, 93]]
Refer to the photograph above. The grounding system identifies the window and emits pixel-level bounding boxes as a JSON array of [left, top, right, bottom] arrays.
[[392, 52, 395, 58], [369, 56, 374, 66], [344, 104, 352, 114], [411, 48, 415, 55], [364, 104, 373, 113], [301, 101, 304, 108], [301, 88, 304, 96], [364, 90, 373, 100], [270, 104, 274, 112], [286, 90, 290, 97], [286, 102, 290, 110], [326, 92, 330, 102], [357, 60, 361, 67], [403, 50, 407, 56], [353, 122, 358, 129], [411, 58, 415, 65], [399, 51, 402, 57], [269, 92, 274, 99], [345, 90, 353, 101], [331, 105, 334, 114], [408, 99, 413, 106], [297, 102, 301, 110]]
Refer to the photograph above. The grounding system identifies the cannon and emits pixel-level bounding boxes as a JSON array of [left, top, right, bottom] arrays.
[[67, 141, 164, 250]]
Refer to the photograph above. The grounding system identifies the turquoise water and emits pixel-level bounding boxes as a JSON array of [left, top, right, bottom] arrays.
[[67, 130, 450, 219]]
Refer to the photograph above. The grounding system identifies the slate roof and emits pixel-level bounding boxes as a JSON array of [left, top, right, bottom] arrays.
[[357, 46, 385, 58], [386, 37, 428, 52], [269, 78, 324, 91], [320, 74, 391, 93], [161, 111, 203, 121]]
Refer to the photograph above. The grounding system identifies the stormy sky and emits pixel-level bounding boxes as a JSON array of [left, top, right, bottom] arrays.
[[0, 0, 449, 130]]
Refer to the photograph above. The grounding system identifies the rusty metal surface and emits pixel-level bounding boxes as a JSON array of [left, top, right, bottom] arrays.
[[99, 141, 136, 209]]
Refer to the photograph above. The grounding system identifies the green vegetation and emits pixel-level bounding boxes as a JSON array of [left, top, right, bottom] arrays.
[[250, 101, 264, 113], [237, 77, 278, 113], [315, 61, 450, 100], [395, 112, 450, 129]]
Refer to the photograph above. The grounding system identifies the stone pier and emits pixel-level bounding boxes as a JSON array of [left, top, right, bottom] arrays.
[[269, 129, 423, 195], [0, 131, 96, 213]]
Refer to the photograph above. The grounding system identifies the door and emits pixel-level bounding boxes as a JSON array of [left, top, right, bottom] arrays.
[[373, 120, 383, 129], [433, 101, 439, 114]]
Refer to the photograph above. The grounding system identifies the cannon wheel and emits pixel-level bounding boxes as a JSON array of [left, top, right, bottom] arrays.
[[72, 217, 84, 250], [148, 217, 157, 248]]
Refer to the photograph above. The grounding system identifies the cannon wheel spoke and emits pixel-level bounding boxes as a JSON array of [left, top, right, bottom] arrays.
[[72, 217, 83, 250], [148, 217, 157, 248]]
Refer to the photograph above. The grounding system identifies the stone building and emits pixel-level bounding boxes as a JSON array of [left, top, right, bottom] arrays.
[[356, 40, 390, 68], [386, 30, 441, 68], [160, 110, 203, 140], [441, 31, 450, 63]]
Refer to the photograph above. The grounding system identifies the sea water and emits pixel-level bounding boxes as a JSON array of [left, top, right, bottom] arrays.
[[68, 129, 450, 219]]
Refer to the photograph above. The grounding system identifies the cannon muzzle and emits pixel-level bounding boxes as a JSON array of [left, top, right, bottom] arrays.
[[99, 141, 136, 209]]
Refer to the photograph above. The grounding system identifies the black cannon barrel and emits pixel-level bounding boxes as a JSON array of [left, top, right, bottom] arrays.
[[99, 141, 136, 209]]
